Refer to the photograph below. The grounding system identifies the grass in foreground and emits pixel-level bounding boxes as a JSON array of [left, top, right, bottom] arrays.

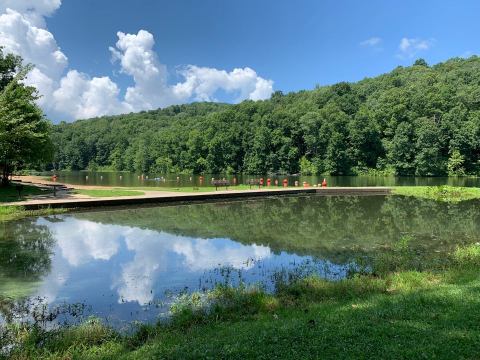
[[0, 205, 67, 221], [0, 184, 51, 203], [392, 185, 480, 202], [4, 244, 480, 360], [74, 189, 145, 197]]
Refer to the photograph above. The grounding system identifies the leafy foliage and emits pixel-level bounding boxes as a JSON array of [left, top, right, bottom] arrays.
[[0, 49, 53, 185], [52, 56, 480, 176]]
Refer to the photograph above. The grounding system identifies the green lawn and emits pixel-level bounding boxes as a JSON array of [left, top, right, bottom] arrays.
[[74, 189, 146, 197], [123, 184, 292, 192], [392, 185, 480, 202], [0, 183, 50, 203], [5, 244, 480, 360]]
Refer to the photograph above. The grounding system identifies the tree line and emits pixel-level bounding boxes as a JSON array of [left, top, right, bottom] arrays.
[[52, 57, 480, 176], [3, 48, 480, 178]]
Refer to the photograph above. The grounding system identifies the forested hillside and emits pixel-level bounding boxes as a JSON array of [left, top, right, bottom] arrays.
[[52, 57, 480, 176]]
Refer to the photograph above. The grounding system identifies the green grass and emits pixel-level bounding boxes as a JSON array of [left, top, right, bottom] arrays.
[[123, 184, 293, 192], [4, 243, 480, 360], [392, 185, 480, 202], [0, 183, 51, 203], [74, 189, 146, 197], [0, 205, 67, 221]]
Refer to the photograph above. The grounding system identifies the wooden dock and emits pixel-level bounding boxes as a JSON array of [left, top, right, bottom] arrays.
[[2, 187, 392, 210]]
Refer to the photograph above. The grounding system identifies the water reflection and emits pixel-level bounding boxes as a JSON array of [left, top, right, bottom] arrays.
[[1, 194, 480, 325], [2, 216, 330, 325]]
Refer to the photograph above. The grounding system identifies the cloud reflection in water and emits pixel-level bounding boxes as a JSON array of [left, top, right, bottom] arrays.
[[37, 217, 272, 305]]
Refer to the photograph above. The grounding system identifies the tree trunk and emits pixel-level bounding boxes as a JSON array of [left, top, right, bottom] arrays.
[[1, 158, 10, 187]]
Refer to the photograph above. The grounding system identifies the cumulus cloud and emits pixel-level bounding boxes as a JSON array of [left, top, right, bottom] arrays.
[[397, 37, 434, 59], [0, 0, 61, 27], [0, 9, 67, 80], [173, 65, 273, 102], [110, 30, 273, 112], [109, 30, 174, 111], [0, 2, 274, 122], [360, 37, 382, 47], [0, 7, 66, 116], [52, 70, 131, 119]]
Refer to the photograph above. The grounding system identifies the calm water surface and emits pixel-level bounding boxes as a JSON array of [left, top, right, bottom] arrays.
[[46, 171, 480, 188], [1, 195, 480, 328]]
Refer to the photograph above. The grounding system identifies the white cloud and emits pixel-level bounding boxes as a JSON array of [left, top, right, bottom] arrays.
[[0, 7, 66, 116], [109, 30, 175, 111], [173, 65, 273, 102], [397, 37, 433, 59], [0, 2, 274, 122], [0, 0, 61, 27], [360, 37, 382, 47], [52, 70, 131, 119], [110, 30, 273, 112], [0, 9, 67, 80]]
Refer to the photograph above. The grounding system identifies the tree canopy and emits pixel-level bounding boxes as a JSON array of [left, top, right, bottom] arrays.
[[52, 56, 480, 176], [0, 49, 53, 185]]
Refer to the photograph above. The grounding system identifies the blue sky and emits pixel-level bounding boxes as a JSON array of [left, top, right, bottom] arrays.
[[48, 0, 478, 92], [1, 0, 479, 121]]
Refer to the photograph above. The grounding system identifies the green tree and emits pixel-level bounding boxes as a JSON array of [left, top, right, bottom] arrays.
[[447, 150, 465, 175], [414, 117, 445, 175], [389, 122, 415, 175], [0, 51, 53, 185]]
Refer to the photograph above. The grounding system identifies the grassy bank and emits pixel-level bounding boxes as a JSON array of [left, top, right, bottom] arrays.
[[73, 189, 145, 197], [122, 184, 286, 192], [0, 184, 51, 203], [0, 206, 67, 221], [4, 244, 480, 360], [392, 185, 480, 202]]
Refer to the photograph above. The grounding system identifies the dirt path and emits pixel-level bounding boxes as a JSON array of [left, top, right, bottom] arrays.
[[12, 175, 128, 190], [9, 175, 187, 201]]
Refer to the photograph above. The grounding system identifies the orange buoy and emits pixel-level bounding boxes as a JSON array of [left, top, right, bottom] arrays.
[[283, 179, 288, 187], [267, 178, 271, 186], [260, 178, 264, 186], [322, 178, 327, 187]]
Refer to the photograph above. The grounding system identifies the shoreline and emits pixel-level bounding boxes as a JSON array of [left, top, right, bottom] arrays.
[[0, 175, 391, 210]]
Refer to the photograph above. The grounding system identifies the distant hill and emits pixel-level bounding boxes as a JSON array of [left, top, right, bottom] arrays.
[[52, 56, 480, 176]]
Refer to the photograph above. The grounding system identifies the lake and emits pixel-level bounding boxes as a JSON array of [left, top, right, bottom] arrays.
[[45, 171, 480, 188], [1, 194, 480, 329]]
